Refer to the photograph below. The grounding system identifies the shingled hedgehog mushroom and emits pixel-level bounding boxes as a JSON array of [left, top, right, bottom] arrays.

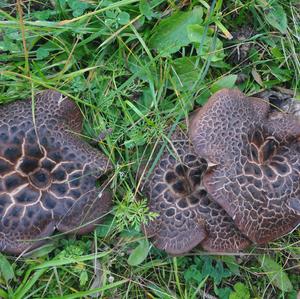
[[140, 128, 250, 255], [0, 90, 112, 254], [190, 89, 300, 245]]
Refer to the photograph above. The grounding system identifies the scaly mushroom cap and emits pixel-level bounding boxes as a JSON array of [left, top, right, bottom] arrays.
[[140, 128, 250, 255], [0, 90, 112, 254], [254, 89, 300, 121], [190, 89, 300, 244]]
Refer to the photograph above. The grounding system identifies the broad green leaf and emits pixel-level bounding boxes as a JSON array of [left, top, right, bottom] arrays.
[[269, 66, 292, 82], [229, 282, 250, 299], [214, 286, 232, 299], [211, 75, 237, 93], [67, 0, 92, 17], [187, 24, 225, 61], [96, 215, 114, 238], [169, 56, 203, 91], [264, 1, 287, 34], [36, 47, 50, 60], [220, 256, 240, 276], [79, 270, 88, 286], [24, 243, 55, 258], [35, 41, 61, 61], [195, 88, 211, 105], [0, 36, 20, 53], [105, 10, 118, 18], [127, 239, 149, 266], [139, 0, 153, 20], [257, 255, 293, 292], [117, 11, 130, 25], [140, 88, 154, 110], [0, 288, 8, 299], [187, 24, 214, 43], [0, 253, 15, 283], [31, 10, 52, 20], [201, 257, 232, 285], [149, 7, 203, 56]]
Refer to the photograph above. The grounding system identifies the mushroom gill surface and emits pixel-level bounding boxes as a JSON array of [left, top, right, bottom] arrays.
[[190, 89, 300, 244], [0, 90, 112, 254], [140, 128, 250, 255]]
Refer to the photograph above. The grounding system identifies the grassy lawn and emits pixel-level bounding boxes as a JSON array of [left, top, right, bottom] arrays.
[[0, 0, 299, 298]]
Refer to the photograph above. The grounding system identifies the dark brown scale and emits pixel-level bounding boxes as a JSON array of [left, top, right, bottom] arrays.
[[172, 180, 186, 194], [52, 167, 67, 181], [262, 165, 276, 180], [69, 173, 82, 188], [154, 183, 167, 194], [0, 159, 13, 176], [164, 171, 177, 183], [24, 139, 44, 158], [252, 130, 264, 146], [0, 195, 12, 214], [41, 159, 56, 172], [42, 193, 57, 209], [270, 161, 290, 176], [177, 199, 188, 209], [4, 174, 27, 192], [19, 157, 39, 174], [189, 195, 200, 205], [175, 164, 188, 176], [260, 138, 278, 162], [0, 90, 112, 254], [4, 146, 22, 162], [15, 187, 39, 204], [250, 143, 259, 162], [165, 208, 175, 217]]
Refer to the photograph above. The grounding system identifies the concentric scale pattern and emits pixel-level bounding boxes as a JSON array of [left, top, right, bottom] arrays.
[[140, 129, 250, 255], [191, 89, 300, 244], [0, 90, 112, 254]]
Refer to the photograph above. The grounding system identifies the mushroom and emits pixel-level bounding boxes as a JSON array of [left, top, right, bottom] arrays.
[[0, 90, 112, 254], [140, 127, 250, 255], [190, 89, 300, 244], [254, 89, 300, 121]]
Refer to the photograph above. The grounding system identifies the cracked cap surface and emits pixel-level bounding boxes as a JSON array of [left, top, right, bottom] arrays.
[[0, 90, 112, 254], [190, 89, 300, 244], [140, 127, 250, 255]]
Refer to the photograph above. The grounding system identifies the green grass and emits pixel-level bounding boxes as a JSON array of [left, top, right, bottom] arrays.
[[0, 0, 299, 298]]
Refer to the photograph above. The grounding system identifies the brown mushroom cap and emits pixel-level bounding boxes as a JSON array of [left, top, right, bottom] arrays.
[[190, 88, 300, 244], [254, 89, 300, 121], [0, 90, 112, 254], [140, 127, 250, 255]]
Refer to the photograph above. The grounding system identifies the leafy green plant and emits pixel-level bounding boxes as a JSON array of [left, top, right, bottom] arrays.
[[260, 0, 288, 34], [149, 6, 203, 56], [127, 239, 150, 266], [229, 282, 250, 299], [257, 255, 293, 292], [113, 190, 157, 232]]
